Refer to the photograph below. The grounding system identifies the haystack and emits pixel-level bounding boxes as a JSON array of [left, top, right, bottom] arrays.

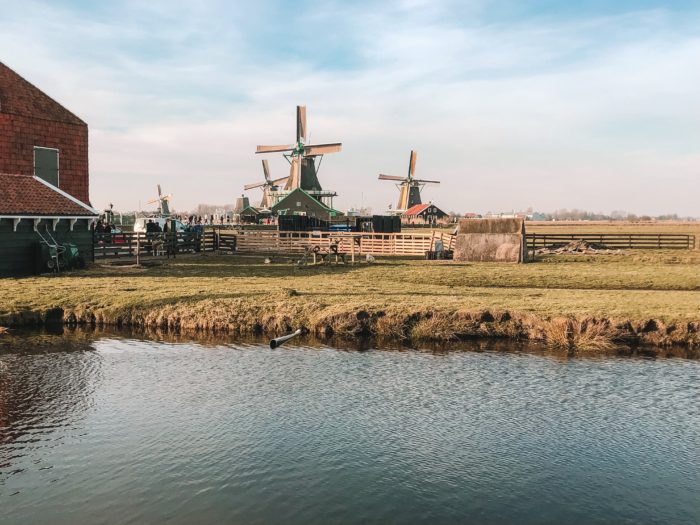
[[454, 218, 526, 263]]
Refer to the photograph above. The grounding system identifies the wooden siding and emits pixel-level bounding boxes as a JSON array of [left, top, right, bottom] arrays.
[[0, 218, 93, 276]]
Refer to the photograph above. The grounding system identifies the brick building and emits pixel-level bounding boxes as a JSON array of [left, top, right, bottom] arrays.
[[0, 61, 90, 203], [0, 61, 96, 275]]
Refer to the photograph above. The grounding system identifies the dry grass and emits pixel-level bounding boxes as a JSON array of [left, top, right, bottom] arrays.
[[0, 250, 699, 352], [526, 220, 700, 236], [541, 318, 617, 353]]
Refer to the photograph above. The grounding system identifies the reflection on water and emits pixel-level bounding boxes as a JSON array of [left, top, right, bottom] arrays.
[[1, 331, 699, 525], [0, 332, 100, 468]]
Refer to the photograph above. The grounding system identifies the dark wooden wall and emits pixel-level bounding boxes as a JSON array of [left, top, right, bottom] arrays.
[[0, 218, 93, 276]]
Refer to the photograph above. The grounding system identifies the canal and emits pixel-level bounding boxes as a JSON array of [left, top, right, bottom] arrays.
[[1, 332, 699, 524]]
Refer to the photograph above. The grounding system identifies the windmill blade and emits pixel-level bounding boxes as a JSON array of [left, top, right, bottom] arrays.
[[146, 198, 159, 205], [413, 179, 440, 184], [297, 105, 307, 143], [303, 143, 342, 156], [256, 144, 295, 154], [157, 184, 162, 197], [378, 174, 406, 181], [262, 159, 271, 182], [286, 157, 300, 190], [244, 181, 266, 190], [271, 176, 289, 185], [408, 150, 417, 179]]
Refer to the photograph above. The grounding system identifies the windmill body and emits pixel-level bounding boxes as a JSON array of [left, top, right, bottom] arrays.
[[145, 184, 173, 217], [243, 159, 289, 209], [251, 106, 342, 210], [378, 150, 440, 213]]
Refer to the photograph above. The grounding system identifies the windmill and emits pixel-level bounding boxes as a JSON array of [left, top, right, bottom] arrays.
[[378, 150, 440, 211], [255, 105, 342, 192], [243, 159, 289, 209], [146, 184, 172, 217]]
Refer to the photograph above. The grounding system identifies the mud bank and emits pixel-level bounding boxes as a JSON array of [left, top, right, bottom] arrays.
[[2, 296, 699, 356]]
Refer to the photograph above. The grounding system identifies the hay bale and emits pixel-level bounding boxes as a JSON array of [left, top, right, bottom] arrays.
[[458, 218, 525, 235], [454, 234, 525, 262]]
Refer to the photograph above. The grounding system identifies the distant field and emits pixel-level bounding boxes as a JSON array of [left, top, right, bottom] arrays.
[[526, 221, 700, 235]]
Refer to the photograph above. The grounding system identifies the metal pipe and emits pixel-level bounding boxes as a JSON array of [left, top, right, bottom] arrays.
[[270, 329, 303, 349]]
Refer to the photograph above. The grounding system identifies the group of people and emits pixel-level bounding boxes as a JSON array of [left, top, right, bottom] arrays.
[[173, 214, 234, 226], [94, 219, 118, 235]]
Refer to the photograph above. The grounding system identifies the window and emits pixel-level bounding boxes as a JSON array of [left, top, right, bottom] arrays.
[[34, 147, 59, 186]]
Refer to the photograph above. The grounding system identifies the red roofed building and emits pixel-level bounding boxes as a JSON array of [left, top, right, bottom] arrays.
[[402, 202, 448, 226], [0, 61, 96, 275]]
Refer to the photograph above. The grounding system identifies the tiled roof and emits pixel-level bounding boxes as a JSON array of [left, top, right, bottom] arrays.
[[0, 61, 85, 125], [403, 203, 430, 216], [0, 173, 97, 216]]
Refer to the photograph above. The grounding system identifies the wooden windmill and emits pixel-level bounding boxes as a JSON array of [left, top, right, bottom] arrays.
[[146, 184, 172, 216], [378, 150, 440, 211], [243, 159, 289, 209], [255, 106, 342, 192]]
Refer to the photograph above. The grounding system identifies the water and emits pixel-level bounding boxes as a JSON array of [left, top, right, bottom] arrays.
[[1, 333, 699, 525]]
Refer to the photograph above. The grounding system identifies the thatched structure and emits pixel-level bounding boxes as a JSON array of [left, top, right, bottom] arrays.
[[454, 218, 527, 263]]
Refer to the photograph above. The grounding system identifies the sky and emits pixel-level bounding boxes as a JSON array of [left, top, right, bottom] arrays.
[[1, 0, 698, 216]]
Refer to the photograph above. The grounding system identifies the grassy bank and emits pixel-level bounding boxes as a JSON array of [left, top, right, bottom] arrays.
[[1, 251, 699, 354]]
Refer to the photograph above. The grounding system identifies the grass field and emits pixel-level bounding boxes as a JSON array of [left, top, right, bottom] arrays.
[[526, 220, 700, 236], [1, 250, 699, 353]]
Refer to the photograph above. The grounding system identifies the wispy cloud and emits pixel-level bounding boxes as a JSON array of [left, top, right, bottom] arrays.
[[1, 0, 698, 214]]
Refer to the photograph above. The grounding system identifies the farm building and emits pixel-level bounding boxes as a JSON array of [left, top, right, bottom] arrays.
[[239, 205, 271, 224], [271, 188, 343, 221], [0, 61, 97, 276], [402, 203, 448, 226]]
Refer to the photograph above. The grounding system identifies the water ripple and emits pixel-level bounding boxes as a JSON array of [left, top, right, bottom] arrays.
[[1, 338, 699, 525]]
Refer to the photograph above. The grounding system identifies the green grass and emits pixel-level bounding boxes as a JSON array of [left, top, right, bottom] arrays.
[[1, 251, 699, 351]]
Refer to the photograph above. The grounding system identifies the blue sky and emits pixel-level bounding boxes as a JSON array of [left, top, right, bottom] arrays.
[[1, 0, 698, 215]]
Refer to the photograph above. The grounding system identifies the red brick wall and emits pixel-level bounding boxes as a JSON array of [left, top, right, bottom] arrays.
[[0, 113, 89, 204]]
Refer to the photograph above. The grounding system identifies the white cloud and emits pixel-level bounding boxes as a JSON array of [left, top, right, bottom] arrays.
[[1, 0, 698, 215]]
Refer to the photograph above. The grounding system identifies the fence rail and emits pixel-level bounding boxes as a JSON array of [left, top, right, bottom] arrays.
[[231, 230, 455, 256], [526, 233, 696, 251], [93, 231, 220, 259], [93, 230, 696, 260]]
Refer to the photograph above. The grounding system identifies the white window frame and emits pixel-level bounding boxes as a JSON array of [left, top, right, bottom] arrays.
[[33, 146, 60, 187]]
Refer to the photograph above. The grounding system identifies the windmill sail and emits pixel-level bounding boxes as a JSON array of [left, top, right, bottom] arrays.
[[243, 160, 289, 208], [378, 150, 439, 211], [255, 105, 342, 192]]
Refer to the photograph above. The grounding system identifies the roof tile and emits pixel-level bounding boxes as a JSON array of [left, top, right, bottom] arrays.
[[0, 173, 96, 216], [403, 203, 430, 216]]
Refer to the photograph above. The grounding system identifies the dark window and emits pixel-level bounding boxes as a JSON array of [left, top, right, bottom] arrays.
[[34, 147, 59, 186]]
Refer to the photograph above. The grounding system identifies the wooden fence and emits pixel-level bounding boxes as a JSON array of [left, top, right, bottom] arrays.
[[230, 230, 456, 256], [526, 233, 696, 251], [93, 230, 696, 260], [93, 231, 219, 259]]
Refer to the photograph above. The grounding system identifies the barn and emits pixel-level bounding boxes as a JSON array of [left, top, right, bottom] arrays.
[[402, 203, 448, 226], [271, 188, 343, 221], [0, 61, 97, 276]]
